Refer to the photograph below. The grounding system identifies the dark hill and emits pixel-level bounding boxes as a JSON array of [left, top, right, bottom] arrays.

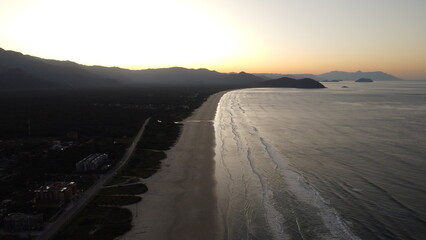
[[0, 48, 119, 88], [0, 48, 264, 89], [228, 71, 263, 84], [0, 68, 64, 90], [2, 48, 339, 90], [258, 77, 325, 88], [83, 66, 263, 86]]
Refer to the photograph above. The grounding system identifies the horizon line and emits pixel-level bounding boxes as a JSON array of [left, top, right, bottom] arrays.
[[0, 47, 414, 80]]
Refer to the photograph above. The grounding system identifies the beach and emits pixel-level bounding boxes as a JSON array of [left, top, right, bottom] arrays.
[[120, 91, 227, 240]]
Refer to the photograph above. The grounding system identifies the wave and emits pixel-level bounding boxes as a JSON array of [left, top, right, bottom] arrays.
[[254, 130, 360, 240], [215, 86, 426, 240], [215, 91, 361, 240]]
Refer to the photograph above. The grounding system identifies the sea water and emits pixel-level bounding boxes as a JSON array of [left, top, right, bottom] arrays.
[[214, 81, 426, 240]]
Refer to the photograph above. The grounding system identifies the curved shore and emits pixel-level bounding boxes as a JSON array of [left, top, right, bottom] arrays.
[[120, 91, 228, 240]]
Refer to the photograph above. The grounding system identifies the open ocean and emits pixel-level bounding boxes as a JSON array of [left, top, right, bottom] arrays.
[[214, 81, 426, 240]]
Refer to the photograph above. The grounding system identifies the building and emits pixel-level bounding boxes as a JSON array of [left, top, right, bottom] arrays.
[[3, 213, 43, 232], [75, 153, 108, 172], [34, 182, 77, 203]]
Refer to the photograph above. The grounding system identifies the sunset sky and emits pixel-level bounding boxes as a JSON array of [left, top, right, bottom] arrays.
[[1, 0, 425, 79]]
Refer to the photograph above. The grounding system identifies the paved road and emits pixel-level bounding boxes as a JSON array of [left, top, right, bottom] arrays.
[[37, 118, 151, 240]]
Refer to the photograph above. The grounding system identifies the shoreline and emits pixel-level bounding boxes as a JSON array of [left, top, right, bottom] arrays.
[[120, 91, 228, 240]]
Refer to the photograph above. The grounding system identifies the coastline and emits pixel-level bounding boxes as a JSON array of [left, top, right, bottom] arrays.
[[120, 91, 228, 240]]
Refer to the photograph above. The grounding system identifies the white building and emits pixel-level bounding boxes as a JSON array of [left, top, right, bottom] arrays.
[[75, 153, 108, 172]]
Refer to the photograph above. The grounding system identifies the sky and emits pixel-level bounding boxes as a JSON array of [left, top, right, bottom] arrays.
[[1, 0, 425, 79]]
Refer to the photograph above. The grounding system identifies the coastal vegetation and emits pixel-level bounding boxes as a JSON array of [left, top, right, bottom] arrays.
[[91, 195, 141, 206], [0, 84, 234, 238], [54, 206, 132, 240], [99, 184, 147, 196], [47, 86, 231, 239], [119, 149, 166, 178]]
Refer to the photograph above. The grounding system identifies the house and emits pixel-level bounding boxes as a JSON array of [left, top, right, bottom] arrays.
[[34, 182, 77, 203]]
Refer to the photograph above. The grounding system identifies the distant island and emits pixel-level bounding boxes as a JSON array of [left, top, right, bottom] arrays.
[[355, 78, 373, 82]]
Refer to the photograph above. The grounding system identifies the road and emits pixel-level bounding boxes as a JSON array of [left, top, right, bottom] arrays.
[[37, 118, 151, 240]]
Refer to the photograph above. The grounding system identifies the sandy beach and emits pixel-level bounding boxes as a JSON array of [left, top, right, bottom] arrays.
[[120, 91, 227, 240]]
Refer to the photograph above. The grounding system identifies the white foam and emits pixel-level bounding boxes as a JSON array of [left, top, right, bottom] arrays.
[[214, 92, 289, 240], [215, 91, 360, 240], [258, 135, 361, 240]]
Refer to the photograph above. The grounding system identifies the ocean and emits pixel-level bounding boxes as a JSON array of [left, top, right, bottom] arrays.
[[214, 81, 426, 240]]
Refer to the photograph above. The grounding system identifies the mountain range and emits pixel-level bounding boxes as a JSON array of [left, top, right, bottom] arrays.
[[256, 71, 403, 81], [0, 48, 264, 90], [0, 48, 400, 90]]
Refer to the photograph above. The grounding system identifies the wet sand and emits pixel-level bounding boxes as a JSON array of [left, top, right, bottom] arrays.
[[120, 91, 227, 240]]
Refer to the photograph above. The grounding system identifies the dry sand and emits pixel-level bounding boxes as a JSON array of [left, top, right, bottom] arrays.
[[120, 91, 227, 240]]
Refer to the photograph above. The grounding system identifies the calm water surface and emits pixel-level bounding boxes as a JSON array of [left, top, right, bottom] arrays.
[[214, 81, 426, 240]]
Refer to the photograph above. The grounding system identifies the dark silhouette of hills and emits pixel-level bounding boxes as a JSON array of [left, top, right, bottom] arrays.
[[318, 71, 401, 81], [0, 48, 265, 90], [84, 66, 262, 86], [258, 77, 325, 88], [0, 68, 64, 90], [0, 48, 330, 91], [255, 70, 402, 81], [256, 73, 318, 80], [0, 48, 119, 88]]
